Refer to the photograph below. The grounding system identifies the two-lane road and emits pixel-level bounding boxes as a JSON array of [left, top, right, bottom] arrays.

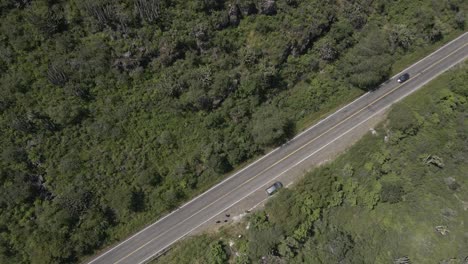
[[88, 32, 468, 264]]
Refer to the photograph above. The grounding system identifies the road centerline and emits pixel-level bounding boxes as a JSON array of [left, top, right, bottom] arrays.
[[114, 41, 467, 264], [139, 51, 468, 264], [89, 33, 468, 263]]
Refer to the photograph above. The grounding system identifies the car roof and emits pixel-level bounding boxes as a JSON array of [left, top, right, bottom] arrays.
[[266, 186, 276, 192], [267, 182, 281, 191]]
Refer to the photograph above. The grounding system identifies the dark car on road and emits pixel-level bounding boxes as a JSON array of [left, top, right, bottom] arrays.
[[397, 73, 410, 83], [266, 181, 283, 195]]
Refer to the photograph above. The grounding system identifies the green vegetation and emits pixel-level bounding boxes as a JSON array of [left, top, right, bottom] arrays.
[[156, 63, 468, 263], [0, 0, 465, 263]]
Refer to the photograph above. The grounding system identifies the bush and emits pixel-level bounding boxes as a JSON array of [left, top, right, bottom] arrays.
[[380, 182, 404, 204], [206, 241, 228, 264], [388, 103, 423, 137], [340, 28, 393, 90], [251, 105, 292, 147]]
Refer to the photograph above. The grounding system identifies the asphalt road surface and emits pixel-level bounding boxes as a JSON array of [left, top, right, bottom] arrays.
[[88, 32, 468, 264]]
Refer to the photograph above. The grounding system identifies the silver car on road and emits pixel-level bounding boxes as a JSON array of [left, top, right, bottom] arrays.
[[265, 181, 283, 195]]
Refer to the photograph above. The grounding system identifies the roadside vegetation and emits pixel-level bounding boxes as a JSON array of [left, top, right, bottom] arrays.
[[156, 63, 468, 264], [0, 0, 466, 262]]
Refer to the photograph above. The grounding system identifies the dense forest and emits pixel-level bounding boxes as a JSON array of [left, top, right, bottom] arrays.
[[157, 63, 468, 264], [0, 0, 465, 263]]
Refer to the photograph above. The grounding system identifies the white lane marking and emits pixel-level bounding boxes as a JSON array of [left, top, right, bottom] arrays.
[[247, 197, 270, 212], [138, 54, 467, 264], [391, 56, 467, 105], [295, 32, 467, 141], [291, 91, 370, 140]]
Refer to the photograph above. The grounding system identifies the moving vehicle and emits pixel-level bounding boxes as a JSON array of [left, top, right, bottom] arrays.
[[265, 181, 283, 195], [397, 73, 410, 83]]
